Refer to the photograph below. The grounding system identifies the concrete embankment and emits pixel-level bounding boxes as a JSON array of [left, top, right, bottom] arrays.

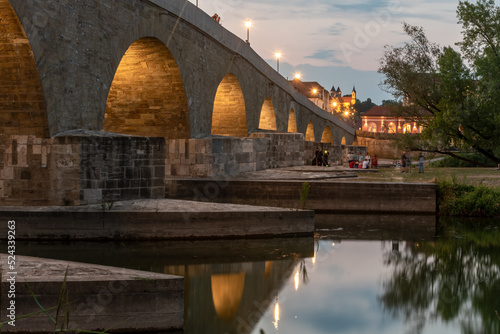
[[0, 199, 314, 240], [166, 179, 437, 214], [0, 254, 183, 333]]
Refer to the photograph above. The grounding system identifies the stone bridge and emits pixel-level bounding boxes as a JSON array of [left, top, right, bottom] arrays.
[[0, 0, 356, 205]]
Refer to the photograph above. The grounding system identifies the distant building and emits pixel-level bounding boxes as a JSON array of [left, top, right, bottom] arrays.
[[361, 105, 425, 134], [330, 85, 356, 114], [289, 78, 357, 115]]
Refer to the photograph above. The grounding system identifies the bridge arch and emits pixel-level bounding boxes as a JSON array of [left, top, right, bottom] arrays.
[[104, 37, 190, 138], [212, 73, 247, 137], [287, 109, 298, 133], [321, 126, 334, 144], [305, 122, 315, 142], [0, 0, 49, 138], [258, 97, 277, 130]]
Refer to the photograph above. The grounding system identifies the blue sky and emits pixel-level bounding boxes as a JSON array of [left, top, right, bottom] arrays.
[[189, 0, 471, 104]]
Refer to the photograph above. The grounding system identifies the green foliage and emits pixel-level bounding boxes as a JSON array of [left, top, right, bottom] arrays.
[[430, 153, 498, 167], [378, 0, 500, 165], [354, 98, 377, 114], [436, 175, 500, 217], [298, 182, 310, 210], [101, 200, 114, 211]]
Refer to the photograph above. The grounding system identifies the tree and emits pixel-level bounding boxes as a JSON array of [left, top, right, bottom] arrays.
[[381, 99, 399, 106], [378, 0, 500, 165], [353, 98, 377, 114]]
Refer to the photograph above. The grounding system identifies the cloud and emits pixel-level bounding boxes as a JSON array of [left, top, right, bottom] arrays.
[[326, 23, 348, 36], [305, 49, 341, 63]]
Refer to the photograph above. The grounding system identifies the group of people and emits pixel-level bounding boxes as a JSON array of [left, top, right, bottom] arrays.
[[312, 148, 329, 166], [347, 151, 377, 169], [401, 152, 425, 173], [309, 149, 425, 172]]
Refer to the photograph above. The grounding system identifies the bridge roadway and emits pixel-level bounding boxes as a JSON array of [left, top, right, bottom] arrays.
[[7, 0, 355, 141], [1, 0, 358, 206]]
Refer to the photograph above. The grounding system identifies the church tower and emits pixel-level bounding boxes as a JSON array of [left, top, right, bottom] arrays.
[[351, 86, 357, 104]]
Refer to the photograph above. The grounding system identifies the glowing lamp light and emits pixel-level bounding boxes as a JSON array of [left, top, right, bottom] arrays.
[[344, 111, 349, 116], [294, 269, 300, 291], [312, 251, 316, 265], [333, 102, 337, 107], [295, 73, 301, 80], [273, 301, 280, 330], [313, 89, 318, 94], [275, 52, 281, 73], [245, 20, 252, 44]]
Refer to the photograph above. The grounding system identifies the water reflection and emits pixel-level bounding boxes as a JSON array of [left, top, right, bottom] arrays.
[[379, 219, 500, 334], [251, 218, 499, 334], [8, 216, 499, 334], [164, 259, 299, 334]]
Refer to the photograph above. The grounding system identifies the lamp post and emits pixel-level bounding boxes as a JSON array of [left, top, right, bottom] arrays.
[[275, 52, 281, 73], [245, 20, 252, 44]]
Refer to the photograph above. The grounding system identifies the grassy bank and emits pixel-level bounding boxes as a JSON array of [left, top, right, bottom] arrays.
[[353, 166, 500, 217], [354, 166, 500, 189]]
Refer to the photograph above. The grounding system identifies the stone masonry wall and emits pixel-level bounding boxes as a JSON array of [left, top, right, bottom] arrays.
[[250, 132, 304, 169], [165, 138, 213, 177], [355, 131, 402, 159], [165, 133, 307, 178], [0, 135, 80, 206], [79, 136, 166, 205]]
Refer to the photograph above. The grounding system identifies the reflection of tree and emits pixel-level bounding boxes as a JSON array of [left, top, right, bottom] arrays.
[[379, 222, 500, 334]]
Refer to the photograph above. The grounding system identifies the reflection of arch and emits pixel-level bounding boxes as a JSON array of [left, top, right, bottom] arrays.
[[287, 109, 298, 133], [321, 126, 333, 144], [341, 136, 346, 145], [0, 1, 49, 137], [388, 122, 396, 133], [368, 123, 377, 133], [258, 97, 277, 130], [265, 261, 274, 278], [403, 123, 411, 134], [212, 74, 247, 137], [211, 273, 245, 321], [305, 122, 315, 142], [104, 37, 190, 138]]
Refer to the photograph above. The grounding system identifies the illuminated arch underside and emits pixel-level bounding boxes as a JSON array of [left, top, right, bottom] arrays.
[[104, 37, 190, 138]]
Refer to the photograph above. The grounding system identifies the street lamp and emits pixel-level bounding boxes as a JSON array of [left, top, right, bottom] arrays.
[[245, 20, 252, 44], [275, 52, 281, 73], [295, 73, 301, 80]]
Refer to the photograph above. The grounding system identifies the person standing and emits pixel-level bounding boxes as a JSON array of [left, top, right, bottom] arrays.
[[372, 155, 378, 169], [418, 153, 424, 173]]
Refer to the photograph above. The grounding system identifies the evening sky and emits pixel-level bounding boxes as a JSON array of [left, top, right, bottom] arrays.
[[190, 0, 474, 104]]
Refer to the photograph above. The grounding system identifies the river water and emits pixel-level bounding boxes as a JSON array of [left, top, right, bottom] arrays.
[[12, 216, 500, 334]]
